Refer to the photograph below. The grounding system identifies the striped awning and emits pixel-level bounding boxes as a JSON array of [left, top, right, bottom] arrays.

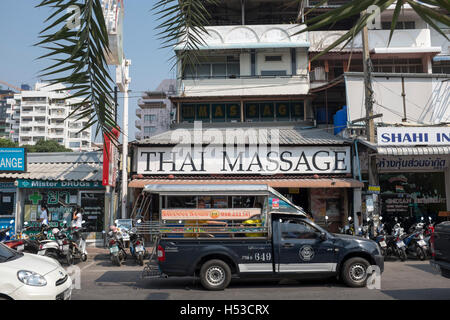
[[129, 178, 363, 189], [377, 146, 450, 156]]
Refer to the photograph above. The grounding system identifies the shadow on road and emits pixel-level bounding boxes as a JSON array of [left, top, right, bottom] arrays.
[[404, 263, 441, 275], [381, 288, 450, 300]]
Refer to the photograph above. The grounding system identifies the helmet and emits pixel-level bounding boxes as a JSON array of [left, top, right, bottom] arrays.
[[52, 228, 60, 235]]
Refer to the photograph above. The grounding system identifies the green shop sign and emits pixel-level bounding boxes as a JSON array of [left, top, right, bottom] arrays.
[[18, 179, 104, 189]]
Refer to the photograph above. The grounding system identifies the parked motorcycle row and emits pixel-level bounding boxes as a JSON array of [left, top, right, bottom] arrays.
[[105, 219, 148, 266], [335, 215, 435, 261], [0, 220, 88, 266]]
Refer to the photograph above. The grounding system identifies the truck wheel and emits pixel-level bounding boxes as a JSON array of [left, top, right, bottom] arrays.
[[200, 259, 231, 291], [341, 257, 370, 288]]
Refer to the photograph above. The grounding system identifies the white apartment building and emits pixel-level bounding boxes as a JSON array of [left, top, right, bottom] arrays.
[[9, 82, 92, 151], [135, 79, 176, 140]]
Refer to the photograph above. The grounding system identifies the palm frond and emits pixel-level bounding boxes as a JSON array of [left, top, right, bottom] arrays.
[[35, 0, 118, 143], [297, 0, 450, 62], [153, 0, 219, 76]]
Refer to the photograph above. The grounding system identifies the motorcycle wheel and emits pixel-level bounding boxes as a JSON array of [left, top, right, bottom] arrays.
[[137, 253, 144, 266], [416, 247, 426, 261], [81, 254, 88, 262], [399, 249, 407, 261], [66, 252, 74, 266], [111, 254, 121, 266], [45, 251, 59, 262]]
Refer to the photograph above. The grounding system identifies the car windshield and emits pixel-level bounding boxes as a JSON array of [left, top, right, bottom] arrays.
[[0, 243, 21, 263]]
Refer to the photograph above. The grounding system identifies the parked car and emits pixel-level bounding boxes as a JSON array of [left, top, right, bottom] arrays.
[[430, 221, 450, 278], [0, 243, 72, 300]]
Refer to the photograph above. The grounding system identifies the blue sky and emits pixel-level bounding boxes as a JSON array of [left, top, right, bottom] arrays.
[[0, 0, 176, 142]]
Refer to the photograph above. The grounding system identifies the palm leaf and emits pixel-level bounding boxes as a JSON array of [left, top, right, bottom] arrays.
[[35, 0, 118, 143], [298, 0, 450, 61]]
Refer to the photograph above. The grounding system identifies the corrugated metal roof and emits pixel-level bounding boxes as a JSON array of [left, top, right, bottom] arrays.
[[0, 162, 102, 181], [135, 127, 349, 146], [129, 178, 363, 189], [377, 146, 450, 156]]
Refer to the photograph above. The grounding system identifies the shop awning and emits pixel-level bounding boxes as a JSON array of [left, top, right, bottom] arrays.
[[129, 178, 364, 189], [377, 146, 450, 156], [0, 162, 102, 181]]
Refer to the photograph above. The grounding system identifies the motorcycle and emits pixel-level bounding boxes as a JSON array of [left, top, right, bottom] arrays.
[[401, 222, 428, 260], [107, 225, 127, 266], [340, 216, 355, 235], [423, 216, 435, 257], [129, 220, 146, 266], [373, 217, 388, 256], [68, 221, 88, 262], [37, 223, 74, 265], [0, 220, 14, 242], [4, 222, 40, 253], [389, 222, 407, 261]]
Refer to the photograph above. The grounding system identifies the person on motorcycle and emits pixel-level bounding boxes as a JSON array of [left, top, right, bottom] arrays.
[[71, 206, 83, 244]]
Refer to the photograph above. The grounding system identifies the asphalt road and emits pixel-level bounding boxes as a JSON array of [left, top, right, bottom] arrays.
[[70, 249, 450, 300]]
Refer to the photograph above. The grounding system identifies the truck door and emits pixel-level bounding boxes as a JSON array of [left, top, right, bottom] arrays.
[[274, 217, 337, 273]]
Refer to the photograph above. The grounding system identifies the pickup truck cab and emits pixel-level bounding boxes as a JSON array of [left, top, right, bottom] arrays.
[[430, 221, 450, 278], [139, 184, 384, 291]]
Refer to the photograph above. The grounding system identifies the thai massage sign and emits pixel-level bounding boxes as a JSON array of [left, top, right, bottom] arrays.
[[378, 127, 450, 146], [137, 146, 351, 175], [0, 148, 26, 172], [162, 208, 261, 221]]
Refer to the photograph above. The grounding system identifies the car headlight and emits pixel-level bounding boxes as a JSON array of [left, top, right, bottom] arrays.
[[17, 270, 47, 287]]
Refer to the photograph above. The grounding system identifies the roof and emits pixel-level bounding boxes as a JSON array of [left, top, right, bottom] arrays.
[[0, 151, 103, 181], [377, 146, 450, 156], [143, 184, 274, 193], [134, 126, 350, 146], [130, 178, 363, 189]]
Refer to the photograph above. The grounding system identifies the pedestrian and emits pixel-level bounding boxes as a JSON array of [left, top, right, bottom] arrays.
[[39, 204, 49, 227], [72, 206, 83, 243]]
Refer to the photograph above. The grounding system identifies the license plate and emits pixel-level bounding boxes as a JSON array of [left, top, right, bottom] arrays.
[[136, 245, 144, 252], [17, 245, 25, 252], [379, 241, 387, 248], [396, 241, 405, 248], [418, 240, 427, 247], [110, 246, 119, 254], [37, 250, 45, 256]]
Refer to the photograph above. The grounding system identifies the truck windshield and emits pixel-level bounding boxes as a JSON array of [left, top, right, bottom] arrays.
[[268, 191, 305, 215]]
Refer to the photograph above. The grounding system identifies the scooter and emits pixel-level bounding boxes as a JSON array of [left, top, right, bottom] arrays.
[[0, 220, 14, 242], [129, 220, 146, 266], [372, 216, 388, 256], [401, 222, 428, 260], [37, 224, 74, 265], [390, 222, 407, 261], [68, 221, 88, 262], [340, 216, 354, 235], [107, 225, 127, 266], [3, 222, 40, 253]]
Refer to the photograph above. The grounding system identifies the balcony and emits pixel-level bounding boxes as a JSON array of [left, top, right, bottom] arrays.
[[136, 109, 142, 118], [135, 132, 142, 140], [309, 29, 440, 55], [175, 24, 308, 51], [180, 75, 309, 97], [135, 120, 142, 129]]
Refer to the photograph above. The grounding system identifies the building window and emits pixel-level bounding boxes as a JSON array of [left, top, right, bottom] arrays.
[[182, 55, 240, 79], [432, 60, 450, 74], [144, 126, 156, 135], [69, 142, 80, 148], [261, 70, 287, 76], [144, 115, 156, 122], [381, 21, 415, 30], [372, 58, 423, 73], [265, 55, 282, 62]]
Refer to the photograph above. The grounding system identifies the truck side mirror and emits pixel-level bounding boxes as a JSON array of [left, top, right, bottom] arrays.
[[319, 232, 327, 241]]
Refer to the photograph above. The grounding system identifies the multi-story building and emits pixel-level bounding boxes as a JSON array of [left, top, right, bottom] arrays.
[[0, 89, 15, 139], [130, 0, 365, 231], [304, 1, 450, 227], [135, 79, 176, 140], [12, 82, 92, 151]]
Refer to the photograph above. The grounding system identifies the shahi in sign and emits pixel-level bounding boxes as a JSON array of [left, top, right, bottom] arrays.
[[161, 208, 261, 221]]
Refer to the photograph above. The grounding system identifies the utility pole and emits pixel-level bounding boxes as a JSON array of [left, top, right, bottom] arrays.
[[362, 10, 380, 235]]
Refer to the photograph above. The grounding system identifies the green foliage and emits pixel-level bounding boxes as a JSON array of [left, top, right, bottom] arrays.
[[35, 0, 116, 143], [24, 140, 73, 153], [299, 0, 450, 61], [0, 138, 19, 148]]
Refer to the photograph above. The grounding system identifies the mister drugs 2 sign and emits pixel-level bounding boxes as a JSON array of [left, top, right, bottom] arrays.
[[378, 127, 450, 146], [137, 146, 351, 175]]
